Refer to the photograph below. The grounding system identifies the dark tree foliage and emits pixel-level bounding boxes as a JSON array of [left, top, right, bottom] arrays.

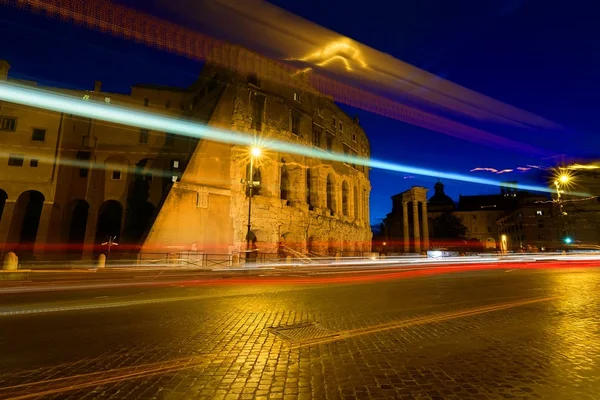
[[431, 212, 468, 240]]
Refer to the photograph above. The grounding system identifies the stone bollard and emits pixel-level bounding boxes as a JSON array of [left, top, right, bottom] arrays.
[[286, 256, 293, 265], [231, 254, 239, 267], [3, 252, 18, 270], [97, 254, 106, 269]]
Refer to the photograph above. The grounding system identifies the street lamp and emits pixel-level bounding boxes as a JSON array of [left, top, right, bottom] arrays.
[[553, 169, 573, 250], [244, 146, 262, 262]]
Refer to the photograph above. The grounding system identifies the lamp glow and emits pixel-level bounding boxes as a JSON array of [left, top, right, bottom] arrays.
[[251, 146, 262, 158]]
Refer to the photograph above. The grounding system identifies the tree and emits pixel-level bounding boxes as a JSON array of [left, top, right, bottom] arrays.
[[430, 212, 468, 242]]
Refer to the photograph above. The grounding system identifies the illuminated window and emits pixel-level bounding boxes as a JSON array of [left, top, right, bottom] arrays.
[[139, 129, 149, 144], [111, 170, 121, 180], [293, 91, 300, 102], [8, 153, 23, 167], [536, 210, 543, 216], [291, 110, 301, 135], [30, 159, 38, 167], [171, 159, 180, 169], [0, 116, 16, 132], [31, 128, 46, 141]]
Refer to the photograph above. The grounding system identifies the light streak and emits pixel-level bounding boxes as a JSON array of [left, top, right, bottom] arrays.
[[0, 82, 585, 196], [292, 39, 369, 72], [2, 0, 554, 155]]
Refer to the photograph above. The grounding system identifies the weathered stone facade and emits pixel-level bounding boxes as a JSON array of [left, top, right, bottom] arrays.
[[143, 49, 372, 257]]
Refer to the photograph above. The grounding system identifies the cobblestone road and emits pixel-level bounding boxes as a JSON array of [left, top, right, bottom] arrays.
[[1, 266, 600, 399]]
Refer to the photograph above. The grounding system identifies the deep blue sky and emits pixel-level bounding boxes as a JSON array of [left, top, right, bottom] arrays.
[[2, 0, 599, 226]]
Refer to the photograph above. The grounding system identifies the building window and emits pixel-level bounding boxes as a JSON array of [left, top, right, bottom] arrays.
[[293, 91, 300, 102], [139, 129, 149, 144], [144, 173, 152, 182], [165, 100, 171, 109], [291, 110, 301, 135], [76, 151, 91, 178], [339, 122, 343, 132], [30, 159, 39, 167], [31, 128, 46, 141], [317, 105, 323, 116], [112, 170, 122, 180], [536, 210, 544, 216], [0, 116, 17, 132], [352, 133, 356, 142], [487, 226, 492, 233], [251, 92, 266, 131], [144, 98, 149, 107], [473, 215, 477, 220], [312, 124, 322, 147], [247, 74, 260, 87], [171, 159, 180, 170], [538, 220, 544, 228], [326, 132, 334, 153], [332, 117, 336, 129], [8, 153, 24, 167], [165, 132, 175, 146]]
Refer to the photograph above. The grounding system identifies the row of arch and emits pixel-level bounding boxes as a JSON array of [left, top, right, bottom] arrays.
[[0, 188, 153, 255], [251, 159, 368, 220]]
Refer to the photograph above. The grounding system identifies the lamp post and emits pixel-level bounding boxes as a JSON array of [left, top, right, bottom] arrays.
[[244, 146, 262, 262], [554, 172, 571, 248]]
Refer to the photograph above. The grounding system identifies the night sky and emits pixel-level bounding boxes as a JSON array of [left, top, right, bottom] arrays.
[[2, 0, 599, 227]]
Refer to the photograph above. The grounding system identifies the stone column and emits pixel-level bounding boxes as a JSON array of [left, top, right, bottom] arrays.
[[0, 200, 17, 253], [413, 201, 421, 253], [402, 201, 409, 252], [33, 202, 55, 254], [422, 201, 430, 251]]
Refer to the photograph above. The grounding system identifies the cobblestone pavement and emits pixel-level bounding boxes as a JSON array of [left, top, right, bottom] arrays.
[[1, 266, 600, 399]]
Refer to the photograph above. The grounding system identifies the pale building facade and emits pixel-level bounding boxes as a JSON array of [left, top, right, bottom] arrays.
[[0, 49, 372, 261], [380, 187, 429, 254]]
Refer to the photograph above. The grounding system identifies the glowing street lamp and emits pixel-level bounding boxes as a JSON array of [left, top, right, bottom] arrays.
[[245, 146, 262, 263]]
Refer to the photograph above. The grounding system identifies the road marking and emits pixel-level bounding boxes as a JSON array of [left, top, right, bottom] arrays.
[[289, 296, 559, 349]]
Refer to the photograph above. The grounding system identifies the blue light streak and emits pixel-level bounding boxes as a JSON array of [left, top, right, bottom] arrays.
[[0, 82, 579, 196]]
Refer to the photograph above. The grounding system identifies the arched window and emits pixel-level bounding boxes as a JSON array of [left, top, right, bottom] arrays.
[[280, 160, 290, 202], [342, 181, 349, 216], [326, 173, 336, 215], [353, 186, 359, 219], [246, 163, 262, 196]]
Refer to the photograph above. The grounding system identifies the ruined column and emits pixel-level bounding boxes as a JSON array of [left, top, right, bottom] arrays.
[[402, 201, 409, 252], [413, 201, 421, 253]]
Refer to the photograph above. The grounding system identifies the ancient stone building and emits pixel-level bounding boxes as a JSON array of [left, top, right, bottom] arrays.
[[380, 187, 429, 254], [0, 49, 372, 261]]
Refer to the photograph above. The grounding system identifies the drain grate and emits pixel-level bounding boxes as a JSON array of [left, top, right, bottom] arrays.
[[268, 323, 339, 343]]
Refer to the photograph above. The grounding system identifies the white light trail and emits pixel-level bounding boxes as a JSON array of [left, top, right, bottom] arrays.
[[0, 82, 585, 195]]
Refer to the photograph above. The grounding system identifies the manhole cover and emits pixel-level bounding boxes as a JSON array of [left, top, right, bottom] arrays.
[[268, 323, 339, 343]]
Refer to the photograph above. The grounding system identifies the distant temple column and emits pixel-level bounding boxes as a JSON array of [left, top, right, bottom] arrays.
[[413, 201, 421, 253], [402, 201, 409, 252], [422, 202, 429, 251]]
